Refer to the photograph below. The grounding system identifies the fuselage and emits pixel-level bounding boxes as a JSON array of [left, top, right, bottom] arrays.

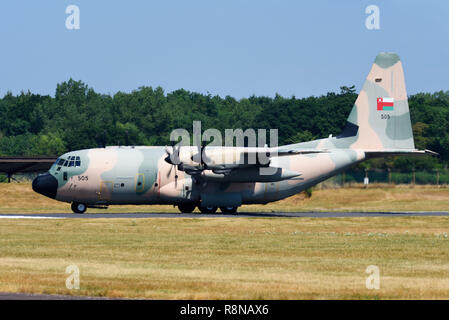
[[32, 145, 366, 207]]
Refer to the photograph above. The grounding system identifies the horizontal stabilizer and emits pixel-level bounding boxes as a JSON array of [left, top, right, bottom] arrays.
[[274, 148, 329, 156], [364, 149, 439, 158]]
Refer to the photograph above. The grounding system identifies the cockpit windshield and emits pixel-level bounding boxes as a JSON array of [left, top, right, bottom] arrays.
[[54, 156, 82, 168]]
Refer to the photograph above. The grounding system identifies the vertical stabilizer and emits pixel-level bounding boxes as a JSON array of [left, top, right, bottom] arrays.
[[344, 52, 415, 150]]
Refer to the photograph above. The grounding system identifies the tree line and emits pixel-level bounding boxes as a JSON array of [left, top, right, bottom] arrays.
[[0, 79, 448, 171]]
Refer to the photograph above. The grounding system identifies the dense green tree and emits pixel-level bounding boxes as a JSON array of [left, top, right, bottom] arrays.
[[0, 80, 447, 172]]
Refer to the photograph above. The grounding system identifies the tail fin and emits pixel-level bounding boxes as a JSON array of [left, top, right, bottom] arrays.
[[344, 52, 415, 151]]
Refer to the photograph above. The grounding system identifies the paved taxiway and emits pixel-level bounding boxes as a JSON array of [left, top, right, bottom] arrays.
[[1, 211, 449, 219], [0, 292, 113, 300]]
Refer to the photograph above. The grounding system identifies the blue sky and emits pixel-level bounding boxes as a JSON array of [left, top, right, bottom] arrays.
[[0, 1, 448, 98]]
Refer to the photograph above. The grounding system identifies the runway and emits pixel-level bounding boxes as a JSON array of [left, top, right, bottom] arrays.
[[1, 211, 449, 219], [0, 292, 113, 300]]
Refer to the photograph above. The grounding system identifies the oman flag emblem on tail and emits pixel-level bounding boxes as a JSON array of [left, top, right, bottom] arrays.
[[377, 97, 394, 111]]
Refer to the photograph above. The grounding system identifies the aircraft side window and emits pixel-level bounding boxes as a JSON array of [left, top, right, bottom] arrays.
[[69, 161, 74, 167], [57, 159, 65, 166], [75, 160, 81, 167], [63, 160, 68, 167]]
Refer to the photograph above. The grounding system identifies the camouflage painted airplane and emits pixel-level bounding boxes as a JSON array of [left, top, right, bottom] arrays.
[[32, 52, 436, 214]]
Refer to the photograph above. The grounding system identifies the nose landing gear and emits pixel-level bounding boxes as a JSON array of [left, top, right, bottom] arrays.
[[71, 202, 87, 214]]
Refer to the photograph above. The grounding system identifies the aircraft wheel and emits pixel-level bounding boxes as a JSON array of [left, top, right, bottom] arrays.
[[199, 206, 218, 214], [219, 206, 238, 214], [178, 203, 196, 213], [71, 202, 87, 214]]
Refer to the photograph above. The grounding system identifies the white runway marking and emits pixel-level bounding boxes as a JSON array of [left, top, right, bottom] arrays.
[[0, 215, 64, 220]]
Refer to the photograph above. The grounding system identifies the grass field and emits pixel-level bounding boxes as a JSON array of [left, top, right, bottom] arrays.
[[1, 217, 449, 299], [0, 182, 449, 299], [1, 182, 449, 213]]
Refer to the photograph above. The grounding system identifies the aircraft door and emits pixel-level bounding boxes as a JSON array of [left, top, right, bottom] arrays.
[[98, 181, 113, 203]]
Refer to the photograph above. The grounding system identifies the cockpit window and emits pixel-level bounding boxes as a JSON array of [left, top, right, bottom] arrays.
[[58, 155, 82, 168]]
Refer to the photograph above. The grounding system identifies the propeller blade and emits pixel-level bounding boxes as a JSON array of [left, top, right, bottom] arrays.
[[191, 141, 211, 168], [165, 145, 173, 155], [164, 143, 181, 165], [166, 163, 173, 177]]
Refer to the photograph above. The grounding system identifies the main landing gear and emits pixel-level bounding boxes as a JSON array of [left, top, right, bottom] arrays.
[[177, 204, 238, 214], [199, 206, 218, 214], [219, 206, 238, 214], [177, 203, 196, 213], [71, 202, 87, 214]]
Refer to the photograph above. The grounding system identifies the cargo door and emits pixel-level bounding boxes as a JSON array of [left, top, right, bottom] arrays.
[[98, 181, 113, 203]]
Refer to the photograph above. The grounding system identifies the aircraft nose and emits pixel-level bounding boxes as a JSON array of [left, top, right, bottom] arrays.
[[32, 173, 58, 199]]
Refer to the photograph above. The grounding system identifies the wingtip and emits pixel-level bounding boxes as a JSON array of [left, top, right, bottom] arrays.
[[425, 149, 440, 157]]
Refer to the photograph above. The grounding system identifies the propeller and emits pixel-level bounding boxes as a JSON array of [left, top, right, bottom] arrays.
[[165, 141, 181, 178], [191, 141, 212, 169], [164, 140, 213, 179]]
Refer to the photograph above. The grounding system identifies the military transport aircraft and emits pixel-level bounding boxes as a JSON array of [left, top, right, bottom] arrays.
[[32, 52, 436, 214]]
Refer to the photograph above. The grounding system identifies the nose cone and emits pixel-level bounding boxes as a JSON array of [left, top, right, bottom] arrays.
[[32, 173, 58, 199]]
